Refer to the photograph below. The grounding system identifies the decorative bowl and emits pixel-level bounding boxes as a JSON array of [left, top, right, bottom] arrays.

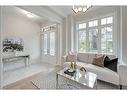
[[68, 69, 74, 73], [80, 67, 86, 76]]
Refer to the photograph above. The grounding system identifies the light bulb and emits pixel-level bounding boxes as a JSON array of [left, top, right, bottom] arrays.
[[83, 7, 87, 12], [78, 7, 82, 11], [74, 8, 78, 13], [87, 5, 91, 9]]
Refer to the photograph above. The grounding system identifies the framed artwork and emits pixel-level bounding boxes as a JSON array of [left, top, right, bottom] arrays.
[[3, 37, 24, 52]]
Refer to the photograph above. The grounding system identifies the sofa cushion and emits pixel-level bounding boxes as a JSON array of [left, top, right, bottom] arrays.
[[104, 56, 118, 72], [104, 56, 110, 62], [75, 62, 88, 69], [92, 55, 104, 67], [88, 53, 96, 63], [106, 55, 116, 60], [77, 53, 89, 63], [86, 64, 119, 85]]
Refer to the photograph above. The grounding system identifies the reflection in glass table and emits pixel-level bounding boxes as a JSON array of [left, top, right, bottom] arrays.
[[56, 68, 97, 89]]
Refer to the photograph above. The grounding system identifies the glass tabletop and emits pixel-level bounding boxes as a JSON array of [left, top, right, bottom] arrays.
[[57, 68, 97, 88]]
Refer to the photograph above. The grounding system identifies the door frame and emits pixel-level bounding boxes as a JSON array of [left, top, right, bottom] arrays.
[[41, 24, 58, 64]]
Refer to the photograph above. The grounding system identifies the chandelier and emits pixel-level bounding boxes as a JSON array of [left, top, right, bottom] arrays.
[[72, 5, 92, 13]]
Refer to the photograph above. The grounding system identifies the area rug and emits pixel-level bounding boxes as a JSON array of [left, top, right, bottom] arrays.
[[31, 69, 127, 89]]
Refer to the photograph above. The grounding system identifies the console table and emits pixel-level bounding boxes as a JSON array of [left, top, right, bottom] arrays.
[[3, 54, 30, 66]]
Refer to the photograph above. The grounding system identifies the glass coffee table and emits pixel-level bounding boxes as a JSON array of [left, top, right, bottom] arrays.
[[56, 68, 97, 89]]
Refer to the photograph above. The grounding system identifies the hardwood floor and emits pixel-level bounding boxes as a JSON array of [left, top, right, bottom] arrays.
[[4, 73, 40, 89], [3, 62, 61, 89]]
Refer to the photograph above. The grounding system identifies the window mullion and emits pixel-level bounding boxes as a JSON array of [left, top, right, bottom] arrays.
[[86, 22, 89, 52], [98, 19, 101, 54]]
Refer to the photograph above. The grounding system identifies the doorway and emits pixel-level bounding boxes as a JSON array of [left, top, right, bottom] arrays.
[[41, 24, 57, 64]]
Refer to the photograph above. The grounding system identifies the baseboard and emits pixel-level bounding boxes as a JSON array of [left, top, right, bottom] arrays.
[[30, 57, 41, 64]]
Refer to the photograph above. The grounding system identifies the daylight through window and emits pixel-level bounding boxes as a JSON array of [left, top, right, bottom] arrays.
[[77, 16, 113, 54]]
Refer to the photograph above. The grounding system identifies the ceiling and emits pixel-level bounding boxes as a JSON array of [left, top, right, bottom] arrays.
[[15, 6, 100, 24], [48, 6, 74, 18], [18, 6, 75, 22], [3, 6, 47, 24], [48, 6, 100, 18]]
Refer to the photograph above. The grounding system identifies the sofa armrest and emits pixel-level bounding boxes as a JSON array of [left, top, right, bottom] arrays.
[[117, 62, 126, 73], [118, 62, 127, 86]]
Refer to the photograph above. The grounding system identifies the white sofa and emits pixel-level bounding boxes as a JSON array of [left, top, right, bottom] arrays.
[[118, 62, 127, 88], [62, 53, 120, 85]]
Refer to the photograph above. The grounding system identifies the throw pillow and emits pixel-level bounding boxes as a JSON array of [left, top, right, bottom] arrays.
[[104, 56, 110, 64], [66, 52, 77, 62], [92, 55, 104, 67], [104, 56, 118, 72]]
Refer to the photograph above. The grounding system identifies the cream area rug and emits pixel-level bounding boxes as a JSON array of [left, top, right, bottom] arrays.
[[31, 66, 127, 89]]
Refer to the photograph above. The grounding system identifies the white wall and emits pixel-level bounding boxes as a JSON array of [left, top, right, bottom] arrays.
[[62, 15, 75, 55], [62, 18, 66, 55], [1, 6, 41, 64], [0, 6, 3, 89], [122, 6, 127, 64]]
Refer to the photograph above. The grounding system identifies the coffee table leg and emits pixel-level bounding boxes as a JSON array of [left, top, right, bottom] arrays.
[[95, 79, 97, 89], [56, 74, 58, 89]]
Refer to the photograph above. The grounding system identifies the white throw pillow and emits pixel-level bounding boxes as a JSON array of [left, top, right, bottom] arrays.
[[66, 51, 77, 62]]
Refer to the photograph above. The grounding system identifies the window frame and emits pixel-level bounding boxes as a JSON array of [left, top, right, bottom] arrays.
[[76, 14, 114, 54]]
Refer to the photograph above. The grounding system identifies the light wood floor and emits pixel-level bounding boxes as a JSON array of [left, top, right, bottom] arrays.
[[3, 62, 61, 90], [4, 73, 40, 89]]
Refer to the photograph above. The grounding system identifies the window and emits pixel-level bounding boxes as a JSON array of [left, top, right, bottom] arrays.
[[50, 32, 55, 56], [101, 17, 113, 25], [88, 29, 98, 53], [101, 27, 113, 54], [77, 16, 113, 54], [89, 20, 98, 27], [44, 34, 48, 55], [78, 30, 87, 52], [79, 23, 86, 29]]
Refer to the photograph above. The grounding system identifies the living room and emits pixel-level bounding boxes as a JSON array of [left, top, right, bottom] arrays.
[[0, 5, 127, 90]]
